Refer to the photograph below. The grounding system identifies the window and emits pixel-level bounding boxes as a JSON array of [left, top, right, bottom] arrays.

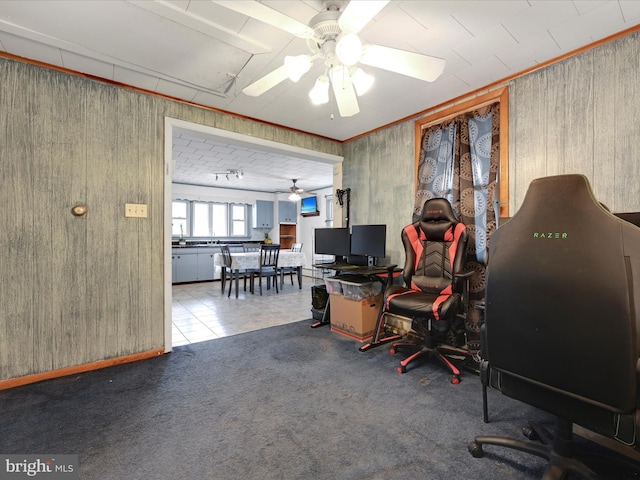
[[192, 202, 229, 237], [172, 200, 246, 238], [230, 204, 247, 236], [326, 195, 334, 224], [192, 202, 211, 237], [172, 201, 188, 237], [211, 204, 228, 237]]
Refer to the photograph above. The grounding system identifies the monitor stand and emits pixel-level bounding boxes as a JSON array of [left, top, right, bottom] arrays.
[[347, 255, 368, 266]]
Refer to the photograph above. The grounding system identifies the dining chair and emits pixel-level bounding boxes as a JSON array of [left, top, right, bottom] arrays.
[[242, 243, 262, 284], [220, 245, 253, 298], [242, 243, 260, 252], [253, 244, 281, 295], [278, 243, 303, 288]]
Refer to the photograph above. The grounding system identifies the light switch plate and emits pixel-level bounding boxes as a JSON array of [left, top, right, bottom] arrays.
[[125, 203, 148, 218]]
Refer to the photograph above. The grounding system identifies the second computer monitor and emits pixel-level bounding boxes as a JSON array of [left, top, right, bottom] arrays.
[[350, 224, 386, 265]]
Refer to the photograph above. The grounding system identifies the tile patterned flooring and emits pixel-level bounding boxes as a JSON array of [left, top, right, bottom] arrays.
[[172, 275, 321, 346]]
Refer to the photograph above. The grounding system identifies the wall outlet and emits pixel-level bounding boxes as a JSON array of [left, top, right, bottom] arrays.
[[125, 203, 148, 218]]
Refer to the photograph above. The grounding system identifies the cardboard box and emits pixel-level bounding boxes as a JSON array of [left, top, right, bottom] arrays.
[[329, 293, 382, 341]]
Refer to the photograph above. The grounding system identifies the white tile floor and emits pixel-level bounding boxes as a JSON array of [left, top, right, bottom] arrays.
[[171, 275, 322, 346]]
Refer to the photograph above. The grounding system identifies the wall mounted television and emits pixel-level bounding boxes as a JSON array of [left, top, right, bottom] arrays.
[[300, 195, 319, 217]]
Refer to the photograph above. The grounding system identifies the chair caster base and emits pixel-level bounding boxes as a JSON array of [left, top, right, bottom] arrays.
[[522, 424, 539, 440], [468, 441, 484, 458]]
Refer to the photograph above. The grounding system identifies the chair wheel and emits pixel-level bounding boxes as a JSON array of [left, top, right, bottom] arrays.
[[451, 375, 460, 385], [522, 425, 539, 440], [468, 441, 484, 458], [397, 365, 406, 374], [389, 347, 397, 355]]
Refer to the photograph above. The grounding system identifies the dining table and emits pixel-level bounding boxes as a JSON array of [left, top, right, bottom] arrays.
[[214, 250, 306, 297]]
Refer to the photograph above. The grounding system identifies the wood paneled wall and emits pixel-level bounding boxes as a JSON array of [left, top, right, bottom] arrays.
[[2, 28, 639, 382], [0, 57, 341, 381], [342, 121, 415, 266], [342, 30, 640, 268], [509, 30, 640, 213]]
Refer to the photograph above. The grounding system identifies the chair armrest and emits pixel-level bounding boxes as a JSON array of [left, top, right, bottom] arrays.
[[455, 270, 474, 279]]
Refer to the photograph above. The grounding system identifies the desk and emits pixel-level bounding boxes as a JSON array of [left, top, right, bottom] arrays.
[[214, 251, 306, 297], [311, 263, 399, 333]]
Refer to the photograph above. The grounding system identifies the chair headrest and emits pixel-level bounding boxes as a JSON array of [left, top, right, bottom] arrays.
[[416, 198, 459, 241], [487, 173, 640, 412]]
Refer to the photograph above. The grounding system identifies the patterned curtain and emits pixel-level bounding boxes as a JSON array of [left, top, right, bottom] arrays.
[[414, 103, 500, 350]]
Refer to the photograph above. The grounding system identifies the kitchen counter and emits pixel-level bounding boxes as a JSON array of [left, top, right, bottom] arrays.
[[171, 241, 262, 248], [171, 243, 260, 283]]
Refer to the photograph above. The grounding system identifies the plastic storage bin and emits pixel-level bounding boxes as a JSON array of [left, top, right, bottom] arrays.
[[341, 276, 380, 301], [324, 276, 343, 295]]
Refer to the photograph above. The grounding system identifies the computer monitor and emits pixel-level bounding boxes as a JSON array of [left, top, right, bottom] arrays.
[[314, 227, 351, 260], [350, 224, 386, 266]]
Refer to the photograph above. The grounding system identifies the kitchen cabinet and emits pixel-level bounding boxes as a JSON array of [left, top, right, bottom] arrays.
[[172, 248, 199, 283], [196, 248, 217, 281], [253, 200, 274, 228], [172, 246, 222, 283], [278, 200, 297, 223]]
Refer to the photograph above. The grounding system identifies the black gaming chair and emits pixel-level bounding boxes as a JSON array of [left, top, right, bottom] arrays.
[[384, 198, 472, 383], [469, 174, 640, 478]]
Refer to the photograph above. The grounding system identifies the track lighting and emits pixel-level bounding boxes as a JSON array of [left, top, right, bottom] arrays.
[[211, 169, 244, 181]]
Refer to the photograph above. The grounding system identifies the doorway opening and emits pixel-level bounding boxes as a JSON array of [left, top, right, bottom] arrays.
[[163, 117, 343, 350]]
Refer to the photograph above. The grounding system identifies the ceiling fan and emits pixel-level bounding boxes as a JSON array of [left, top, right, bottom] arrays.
[[213, 0, 446, 117], [288, 179, 304, 201]]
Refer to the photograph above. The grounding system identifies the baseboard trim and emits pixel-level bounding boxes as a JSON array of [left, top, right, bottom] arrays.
[[0, 348, 166, 391]]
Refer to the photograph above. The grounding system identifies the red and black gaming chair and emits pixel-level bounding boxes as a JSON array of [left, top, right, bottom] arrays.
[[385, 198, 472, 383]]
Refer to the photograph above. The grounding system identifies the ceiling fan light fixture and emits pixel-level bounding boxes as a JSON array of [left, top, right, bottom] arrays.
[[350, 67, 374, 96], [284, 54, 312, 82], [328, 64, 350, 89], [289, 179, 303, 201], [309, 75, 330, 105], [335, 33, 362, 66]]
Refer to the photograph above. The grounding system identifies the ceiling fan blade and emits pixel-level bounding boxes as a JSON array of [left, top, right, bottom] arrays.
[[329, 66, 360, 117], [212, 1, 315, 39], [360, 44, 446, 82], [242, 64, 289, 96], [338, 0, 390, 34]]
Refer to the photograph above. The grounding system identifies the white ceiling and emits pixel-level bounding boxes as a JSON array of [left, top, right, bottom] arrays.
[[2, 0, 639, 193]]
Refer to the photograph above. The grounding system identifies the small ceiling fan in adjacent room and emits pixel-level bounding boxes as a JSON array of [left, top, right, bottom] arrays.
[[288, 179, 305, 201], [213, 0, 446, 117]]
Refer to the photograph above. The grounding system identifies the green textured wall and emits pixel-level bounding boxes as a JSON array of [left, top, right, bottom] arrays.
[[508, 30, 640, 213], [342, 121, 415, 266], [0, 57, 341, 381], [342, 30, 640, 269], [2, 28, 639, 381]]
